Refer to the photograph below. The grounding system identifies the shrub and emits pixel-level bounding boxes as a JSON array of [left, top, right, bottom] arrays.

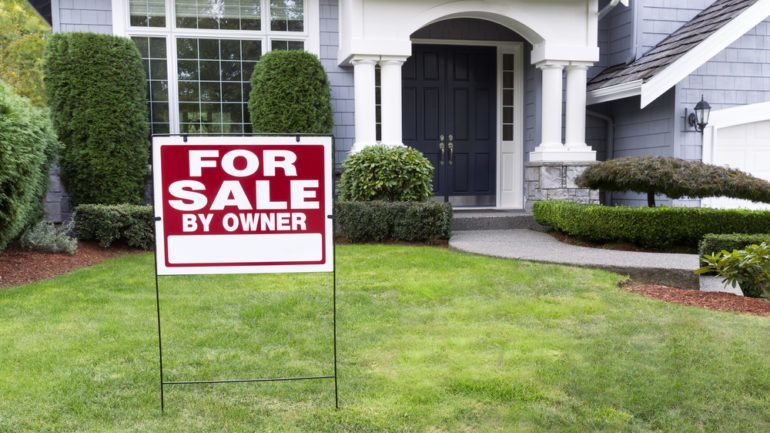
[[335, 201, 452, 243], [576, 156, 770, 207], [44, 33, 148, 207], [19, 221, 77, 255], [699, 233, 770, 258], [0, 80, 58, 251], [697, 243, 770, 298], [338, 145, 434, 202], [533, 200, 770, 249], [248, 50, 333, 134], [74, 204, 154, 249]]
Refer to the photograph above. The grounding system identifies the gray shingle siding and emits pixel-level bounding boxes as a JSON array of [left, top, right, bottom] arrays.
[[591, 89, 676, 206], [639, 0, 716, 54], [55, 0, 112, 34], [594, 0, 635, 79], [319, 0, 354, 167]]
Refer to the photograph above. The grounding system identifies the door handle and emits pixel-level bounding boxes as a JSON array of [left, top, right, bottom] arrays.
[[448, 134, 454, 165], [439, 134, 445, 165]]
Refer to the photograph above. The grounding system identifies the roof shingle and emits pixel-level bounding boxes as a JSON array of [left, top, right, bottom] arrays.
[[588, 0, 759, 92]]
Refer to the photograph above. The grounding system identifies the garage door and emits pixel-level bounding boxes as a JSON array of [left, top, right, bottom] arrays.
[[703, 119, 770, 210]]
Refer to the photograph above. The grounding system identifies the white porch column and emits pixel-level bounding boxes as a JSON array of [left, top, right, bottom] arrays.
[[530, 61, 567, 162], [351, 55, 379, 152], [564, 62, 596, 160], [379, 56, 408, 146]]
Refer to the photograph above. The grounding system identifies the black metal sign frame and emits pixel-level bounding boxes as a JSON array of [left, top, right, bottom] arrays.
[[150, 133, 338, 412]]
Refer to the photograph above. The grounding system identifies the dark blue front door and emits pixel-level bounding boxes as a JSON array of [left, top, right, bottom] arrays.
[[402, 44, 497, 206]]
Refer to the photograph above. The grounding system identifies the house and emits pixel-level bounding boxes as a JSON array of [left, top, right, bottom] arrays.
[[27, 0, 770, 220]]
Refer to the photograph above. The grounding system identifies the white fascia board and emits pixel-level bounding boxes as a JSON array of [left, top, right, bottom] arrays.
[[709, 101, 770, 129], [586, 79, 642, 105], [640, 0, 770, 108]]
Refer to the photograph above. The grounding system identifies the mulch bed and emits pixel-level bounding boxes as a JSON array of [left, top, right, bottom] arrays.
[[627, 284, 770, 316], [0, 242, 140, 289]]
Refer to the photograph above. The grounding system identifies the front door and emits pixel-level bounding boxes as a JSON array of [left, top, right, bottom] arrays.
[[402, 44, 497, 206]]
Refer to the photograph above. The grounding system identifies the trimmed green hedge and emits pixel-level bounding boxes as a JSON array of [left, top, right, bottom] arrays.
[[533, 200, 770, 249], [74, 204, 154, 249], [0, 80, 58, 251], [335, 201, 452, 243], [44, 33, 148, 207], [338, 145, 434, 202], [699, 233, 770, 257], [248, 50, 333, 134]]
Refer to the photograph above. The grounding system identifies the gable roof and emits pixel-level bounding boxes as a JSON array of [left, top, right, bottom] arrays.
[[587, 0, 770, 107]]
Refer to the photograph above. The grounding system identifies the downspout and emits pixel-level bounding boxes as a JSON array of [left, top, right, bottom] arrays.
[[587, 110, 615, 204]]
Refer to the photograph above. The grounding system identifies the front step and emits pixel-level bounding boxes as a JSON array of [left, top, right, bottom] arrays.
[[452, 210, 543, 232]]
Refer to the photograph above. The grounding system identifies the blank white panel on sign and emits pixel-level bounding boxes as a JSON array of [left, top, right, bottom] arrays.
[[167, 234, 323, 264]]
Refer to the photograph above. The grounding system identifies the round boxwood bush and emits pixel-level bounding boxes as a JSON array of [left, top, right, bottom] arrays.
[[248, 50, 333, 134], [0, 80, 58, 251], [577, 156, 770, 207], [43, 32, 148, 207], [338, 145, 434, 202]]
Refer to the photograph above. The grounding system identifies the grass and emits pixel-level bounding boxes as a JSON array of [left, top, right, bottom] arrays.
[[1, 245, 769, 432]]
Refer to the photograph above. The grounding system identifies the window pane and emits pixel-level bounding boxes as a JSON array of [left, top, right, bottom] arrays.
[[176, 0, 261, 31], [130, 0, 165, 27], [131, 37, 169, 136], [270, 0, 304, 32], [271, 40, 304, 51], [176, 38, 257, 134]]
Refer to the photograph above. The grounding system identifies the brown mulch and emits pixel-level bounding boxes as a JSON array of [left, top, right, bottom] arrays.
[[627, 284, 770, 316], [0, 242, 140, 289]]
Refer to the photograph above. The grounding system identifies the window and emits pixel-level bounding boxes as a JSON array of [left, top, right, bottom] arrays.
[[133, 36, 170, 134], [130, 0, 165, 27], [177, 38, 260, 133], [502, 54, 514, 141], [270, 0, 303, 31], [125, 0, 312, 134], [175, 0, 261, 30]]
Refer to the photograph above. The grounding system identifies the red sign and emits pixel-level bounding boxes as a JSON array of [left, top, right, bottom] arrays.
[[152, 136, 334, 275]]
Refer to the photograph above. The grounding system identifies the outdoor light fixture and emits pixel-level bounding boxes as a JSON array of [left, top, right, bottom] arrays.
[[686, 95, 711, 133]]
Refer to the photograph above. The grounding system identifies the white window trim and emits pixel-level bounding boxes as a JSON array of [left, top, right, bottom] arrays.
[[410, 38, 525, 210], [113, 0, 320, 134]]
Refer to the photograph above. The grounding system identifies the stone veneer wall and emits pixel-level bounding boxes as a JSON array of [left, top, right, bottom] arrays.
[[525, 161, 600, 210]]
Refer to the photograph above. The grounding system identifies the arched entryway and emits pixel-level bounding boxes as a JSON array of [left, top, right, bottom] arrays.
[[404, 18, 528, 207]]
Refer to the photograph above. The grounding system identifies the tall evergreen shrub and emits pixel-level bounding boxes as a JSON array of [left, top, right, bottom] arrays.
[[44, 32, 148, 207], [0, 80, 58, 250], [248, 50, 333, 134]]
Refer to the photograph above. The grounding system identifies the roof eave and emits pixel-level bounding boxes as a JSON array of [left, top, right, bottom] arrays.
[[586, 80, 643, 105]]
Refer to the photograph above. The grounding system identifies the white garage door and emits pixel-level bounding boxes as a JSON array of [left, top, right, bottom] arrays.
[[703, 119, 770, 210]]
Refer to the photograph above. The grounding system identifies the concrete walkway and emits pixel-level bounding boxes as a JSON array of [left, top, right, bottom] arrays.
[[450, 230, 702, 289]]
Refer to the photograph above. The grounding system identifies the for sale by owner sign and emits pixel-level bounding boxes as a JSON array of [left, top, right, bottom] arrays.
[[152, 136, 334, 275]]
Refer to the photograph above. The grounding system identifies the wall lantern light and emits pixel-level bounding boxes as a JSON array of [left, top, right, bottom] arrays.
[[686, 95, 711, 133]]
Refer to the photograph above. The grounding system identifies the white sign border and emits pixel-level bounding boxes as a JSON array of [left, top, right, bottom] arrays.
[[152, 135, 334, 276]]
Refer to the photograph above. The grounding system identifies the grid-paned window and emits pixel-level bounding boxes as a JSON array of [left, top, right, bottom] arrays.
[[177, 38, 260, 134], [133, 36, 170, 134], [502, 54, 514, 141], [175, 0, 261, 30], [130, 0, 166, 26], [270, 0, 303, 31]]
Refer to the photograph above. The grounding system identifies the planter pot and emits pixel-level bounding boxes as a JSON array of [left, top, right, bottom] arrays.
[[699, 275, 744, 297]]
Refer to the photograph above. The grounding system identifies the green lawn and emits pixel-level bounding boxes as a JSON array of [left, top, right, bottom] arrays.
[[1, 245, 769, 432]]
